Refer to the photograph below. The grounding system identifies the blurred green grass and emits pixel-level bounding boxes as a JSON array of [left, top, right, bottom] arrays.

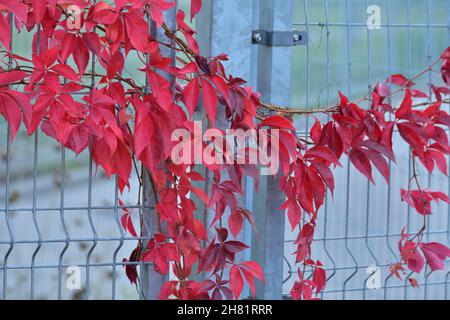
[[291, 0, 449, 109]]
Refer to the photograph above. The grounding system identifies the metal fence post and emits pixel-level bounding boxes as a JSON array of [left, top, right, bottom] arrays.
[[251, 0, 294, 300], [139, 4, 177, 300], [195, 0, 255, 259]]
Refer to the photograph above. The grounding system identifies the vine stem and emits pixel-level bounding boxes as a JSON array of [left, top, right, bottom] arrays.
[[409, 154, 427, 242]]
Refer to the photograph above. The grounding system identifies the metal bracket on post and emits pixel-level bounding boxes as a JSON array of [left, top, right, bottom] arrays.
[[252, 30, 307, 46]]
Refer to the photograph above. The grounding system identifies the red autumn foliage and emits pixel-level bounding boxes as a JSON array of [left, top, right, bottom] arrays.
[[0, 0, 449, 300]]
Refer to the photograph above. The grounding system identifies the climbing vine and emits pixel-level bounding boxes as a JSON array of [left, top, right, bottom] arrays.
[[0, 0, 449, 300]]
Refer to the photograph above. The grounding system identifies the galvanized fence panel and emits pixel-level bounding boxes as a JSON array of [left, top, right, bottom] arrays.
[[283, 0, 450, 300]]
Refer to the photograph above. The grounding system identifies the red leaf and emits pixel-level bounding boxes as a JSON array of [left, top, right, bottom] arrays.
[[349, 148, 374, 183], [187, 171, 205, 181], [190, 0, 202, 21], [82, 32, 101, 56], [134, 115, 153, 159], [41, 49, 56, 69], [428, 150, 448, 175], [73, 40, 89, 75], [0, 90, 31, 141], [159, 281, 178, 300], [183, 77, 200, 117], [123, 247, 140, 285], [176, 10, 199, 54], [361, 140, 395, 161], [32, 0, 47, 24], [339, 91, 349, 107], [260, 115, 295, 130], [310, 120, 322, 144], [312, 262, 326, 294], [241, 261, 264, 282], [0, 0, 28, 23], [312, 162, 335, 194], [28, 95, 50, 134], [216, 227, 228, 242], [366, 150, 390, 183], [0, 92, 21, 140], [212, 75, 231, 106], [0, 13, 11, 52], [398, 122, 426, 152], [124, 262, 138, 285], [410, 89, 428, 98], [286, 200, 302, 230], [0, 70, 27, 87], [59, 33, 77, 62], [201, 78, 218, 126], [229, 265, 244, 300], [228, 210, 244, 239], [420, 242, 450, 272], [148, 2, 163, 27], [399, 240, 425, 273], [161, 243, 178, 261], [387, 74, 414, 87], [395, 89, 412, 119], [430, 191, 450, 204], [408, 277, 420, 288], [305, 146, 341, 166], [223, 241, 249, 254], [50, 64, 79, 82], [32, 0, 46, 24], [241, 268, 256, 299], [389, 263, 405, 280], [65, 125, 89, 155], [107, 51, 124, 80], [154, 248, 169, 274], [125, 12, 150, 52], [121, 212, 138, 237]]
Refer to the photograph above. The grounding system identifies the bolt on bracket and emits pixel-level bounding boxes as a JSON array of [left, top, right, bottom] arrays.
[[252, 30, 307, 46]]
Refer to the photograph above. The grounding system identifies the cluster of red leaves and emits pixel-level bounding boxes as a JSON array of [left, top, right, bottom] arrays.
[[390, 228, 450, 286], [0, 0, 449, 300], [291, 260, 325, 300]]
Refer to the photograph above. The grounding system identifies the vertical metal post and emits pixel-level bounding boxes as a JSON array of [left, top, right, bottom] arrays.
[[196, 0, 255, 254], [139, 5, 177, 300], [251, 0, 294, 300]]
